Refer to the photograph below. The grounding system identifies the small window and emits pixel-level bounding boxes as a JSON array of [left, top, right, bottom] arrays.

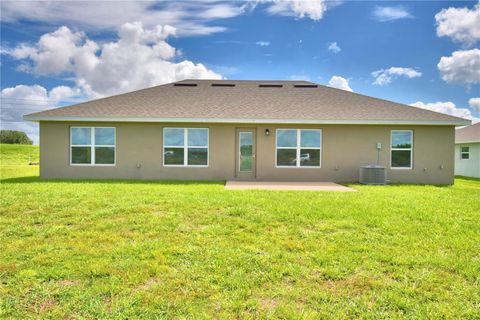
[[70, 127, 115, 165], [461, 146, 470, 160], [276, 129, 321, 167], [163, 128, 208, 166], [391, 130, 413, 169]]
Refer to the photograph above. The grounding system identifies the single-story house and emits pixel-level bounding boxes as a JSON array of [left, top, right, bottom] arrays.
[[455, 123, 480, 178], [24, 80, 470, 184]]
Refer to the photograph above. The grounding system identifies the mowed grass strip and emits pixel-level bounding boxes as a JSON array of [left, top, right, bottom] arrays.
[[0, 145, 479, 319]]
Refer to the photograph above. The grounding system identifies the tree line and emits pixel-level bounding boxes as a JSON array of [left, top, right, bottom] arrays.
[[0, 130, 33, 145]]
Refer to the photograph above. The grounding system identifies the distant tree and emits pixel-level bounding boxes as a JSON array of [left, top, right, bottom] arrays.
[[0, 130, 33, 145]]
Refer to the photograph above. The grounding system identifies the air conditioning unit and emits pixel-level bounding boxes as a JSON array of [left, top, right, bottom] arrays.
[[359, 165, 387, 185]]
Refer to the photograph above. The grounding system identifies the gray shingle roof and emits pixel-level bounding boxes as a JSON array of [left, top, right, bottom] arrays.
[[456, 122, 480, 143], [24, 80, 470, 126]]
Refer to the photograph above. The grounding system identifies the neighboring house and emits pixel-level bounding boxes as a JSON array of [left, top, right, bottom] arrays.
[[455, 123, 480, 178], [24, 80, 470, 184]]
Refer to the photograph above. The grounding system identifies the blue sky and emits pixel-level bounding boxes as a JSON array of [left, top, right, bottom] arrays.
[[1, 1, 479, 143]]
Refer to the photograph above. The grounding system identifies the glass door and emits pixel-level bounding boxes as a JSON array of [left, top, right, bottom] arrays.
[[236, 128, 256, 179]]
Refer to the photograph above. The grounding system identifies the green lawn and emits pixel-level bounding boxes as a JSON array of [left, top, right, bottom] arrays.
[[1, 145, 479, 319], [0, 143, 39, 166]]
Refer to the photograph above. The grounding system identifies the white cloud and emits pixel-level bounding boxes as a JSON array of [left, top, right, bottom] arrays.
[[265, 0, 328, 21], [256, 41, 270, 46], [0, 1, 246, 36], [410, 101, 476, 121], [1, 1, 340, 35], [469, 97, 480, 112], [7, 26, 100, 75], [372, 67, 422, 85], [328, 76, 353, 92], [327, 42, 341, 53], [435, 3, 480, 47], [5, 22, 222, 97], [3, 22, 223, 141], [372, 6, 412, 22], [1, 85, 81, 144], [200, 3, 246, 19], [437, 49, 480, 84]]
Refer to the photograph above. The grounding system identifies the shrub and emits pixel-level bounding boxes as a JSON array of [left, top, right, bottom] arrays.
[[0, 130, 33, 145]]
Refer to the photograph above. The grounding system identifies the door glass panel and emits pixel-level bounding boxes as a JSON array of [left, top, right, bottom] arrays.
[[239, 132, 253, 172]]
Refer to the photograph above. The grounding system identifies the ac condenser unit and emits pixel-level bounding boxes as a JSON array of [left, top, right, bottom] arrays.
[[359, 165, 387, 185]]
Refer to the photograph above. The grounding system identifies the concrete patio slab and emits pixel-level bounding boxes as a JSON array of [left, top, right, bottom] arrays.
[[225, 181, 357, 192]]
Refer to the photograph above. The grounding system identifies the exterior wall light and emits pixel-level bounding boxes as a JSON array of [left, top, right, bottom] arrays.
[[265, 129, 270, 136]]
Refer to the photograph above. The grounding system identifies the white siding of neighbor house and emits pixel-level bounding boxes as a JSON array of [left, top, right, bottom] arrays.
[[455, 143, 480, 178]]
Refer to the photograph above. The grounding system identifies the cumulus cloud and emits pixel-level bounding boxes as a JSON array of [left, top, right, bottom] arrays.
[[437, 49, 480, 84], [372, 6, 412, 22], [410, 101, 476, 120], [469, 97, 480, 112], [435, 3, 480, 47], [1, 85, 81, 144], [5, 22, 222, 97], [3, 22, 222, 141], [0, 1, 245, 36], [327, 42, 341, 53], [328, 76, 353, 92], [7, 26, 100, 75], [265, 0, 328, 21], [256, 41, 270, 46], [372, 67, 422, 85]]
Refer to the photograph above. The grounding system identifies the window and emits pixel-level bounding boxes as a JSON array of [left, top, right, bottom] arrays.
[[163, 128, 208, 166], [391, 130, 413, 169], [461, 146, 470, 160], [276, 129, 321, 167], [70, 127, 115, 165]]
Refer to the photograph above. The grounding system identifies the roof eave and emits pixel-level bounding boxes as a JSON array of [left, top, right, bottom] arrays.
[[23, 115, 471, 126], [455, 140, 480, 144]]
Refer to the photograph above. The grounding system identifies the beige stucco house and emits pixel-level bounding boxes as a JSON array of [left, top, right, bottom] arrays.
[[24, 80, 470, 184], [455, 123, 480, 178]]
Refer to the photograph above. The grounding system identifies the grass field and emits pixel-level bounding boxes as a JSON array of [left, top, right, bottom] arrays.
[[0, 143, 39, 166], [1, 144, 479, 319]]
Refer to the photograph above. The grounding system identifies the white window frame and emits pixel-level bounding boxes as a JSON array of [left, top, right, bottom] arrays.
[[460, 146, 470, 160], [275, 129, 322, 168], [70, 126, 116, 166], [163, 128, 209, 167], [390, 130, 413, 170]]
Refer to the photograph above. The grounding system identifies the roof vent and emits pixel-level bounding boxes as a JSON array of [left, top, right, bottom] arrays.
[[174, 83, 197, 87], [259, 83, 283, 88], [211, 83, 235, 87], [294, 84, 318, 88]]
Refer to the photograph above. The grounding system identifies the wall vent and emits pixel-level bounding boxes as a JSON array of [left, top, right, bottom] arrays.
[[174, 83, 197, 87], [259, 83, 283, 88], [359, 165, 387, 185], [211, 83, 235, 87]]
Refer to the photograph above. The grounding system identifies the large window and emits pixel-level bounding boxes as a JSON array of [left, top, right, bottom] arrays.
[[276, 129, 321, 167], [391, 130, 413, 169], [163, 128, 208, 166], [70, 127, 115, 165], [461, 146, 470, 160]]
